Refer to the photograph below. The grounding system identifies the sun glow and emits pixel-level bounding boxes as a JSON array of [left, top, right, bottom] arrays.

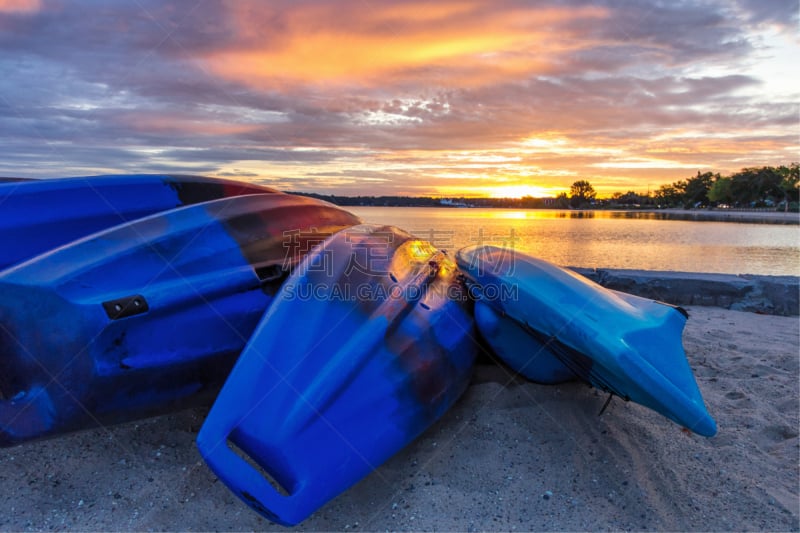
[[486, 184, 555, 199]]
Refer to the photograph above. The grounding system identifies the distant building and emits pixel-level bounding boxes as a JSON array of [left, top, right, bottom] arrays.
[[440, 198, 470, 207]]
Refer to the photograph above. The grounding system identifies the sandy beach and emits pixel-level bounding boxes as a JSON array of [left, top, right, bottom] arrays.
[[0, 305, 797, 532]]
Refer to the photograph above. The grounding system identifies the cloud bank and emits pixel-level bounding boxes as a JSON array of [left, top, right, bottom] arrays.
[[1, 0, 797, 195]]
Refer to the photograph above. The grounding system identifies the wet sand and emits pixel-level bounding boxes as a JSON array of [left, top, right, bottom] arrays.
[[0, 305, 797, 531]]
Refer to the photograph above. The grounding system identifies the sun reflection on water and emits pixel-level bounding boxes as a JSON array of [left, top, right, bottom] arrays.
[[349, 207, 800, 276]]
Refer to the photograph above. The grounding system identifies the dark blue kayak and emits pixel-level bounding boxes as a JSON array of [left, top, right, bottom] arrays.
[[0, 194, 361, 447], [0, 174, 277, 270], [456, 245, 716, 437], [197, 225, 477, 526]]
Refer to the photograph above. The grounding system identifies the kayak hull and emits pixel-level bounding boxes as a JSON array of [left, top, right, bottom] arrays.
[[198, 225, 477, 526], [0, 194, 361, 446], [474, 300, 576, 383], [456, 245, 716, 437], [0, 174, 277, 270]]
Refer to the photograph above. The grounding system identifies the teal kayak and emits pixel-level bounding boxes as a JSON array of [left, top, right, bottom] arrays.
[[456, 245, 716, 437]]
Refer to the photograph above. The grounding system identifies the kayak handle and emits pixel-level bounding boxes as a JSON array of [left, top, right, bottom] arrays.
[[198, 424, 312, 527]]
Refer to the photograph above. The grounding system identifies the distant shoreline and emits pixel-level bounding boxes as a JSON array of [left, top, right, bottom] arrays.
[[352, 204, 800, 225], [4, 180, 796, 224], [639, 207, 798, 221], [611, 208, 799, 225]]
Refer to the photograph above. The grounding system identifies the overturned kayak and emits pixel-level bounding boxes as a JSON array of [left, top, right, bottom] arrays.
[[197, 224, 477, 526], [0, 174, 277, 270], [456, 245, 716, 437], [0, 194, 361, 447]]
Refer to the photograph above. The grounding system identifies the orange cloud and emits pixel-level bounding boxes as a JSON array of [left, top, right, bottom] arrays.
[[118, 112, 261, 137], [204, 2, 608, 88], [0, 0, 41, 13]]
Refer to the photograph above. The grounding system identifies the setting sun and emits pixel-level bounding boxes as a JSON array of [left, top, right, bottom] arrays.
[[487, 184, 557, 199]]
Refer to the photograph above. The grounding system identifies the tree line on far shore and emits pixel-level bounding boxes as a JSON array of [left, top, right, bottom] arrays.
[[650, 163, 799, 210], [296, 163, 799, 211], [563, 164, 799, 210]]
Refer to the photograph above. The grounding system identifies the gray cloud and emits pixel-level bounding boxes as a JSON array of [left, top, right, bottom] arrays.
[[734, 0, 799, 26], [0, 0, 796, 192]]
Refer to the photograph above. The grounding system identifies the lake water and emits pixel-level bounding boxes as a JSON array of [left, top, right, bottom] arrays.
[[349, 207, 800, 276]]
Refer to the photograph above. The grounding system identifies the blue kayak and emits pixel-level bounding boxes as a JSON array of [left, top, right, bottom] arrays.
[[456, 245, 716, 437], [0, 174, 277, 270], [197, 225, 477, 526], [0, 194, 361, 446]]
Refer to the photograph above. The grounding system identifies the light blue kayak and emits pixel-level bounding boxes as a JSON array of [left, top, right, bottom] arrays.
[[198, 225, 477, 526], [456, 245, 716, 437]]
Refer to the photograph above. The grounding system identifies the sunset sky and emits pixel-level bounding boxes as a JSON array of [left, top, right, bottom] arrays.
[[1, 0, 797, 197]]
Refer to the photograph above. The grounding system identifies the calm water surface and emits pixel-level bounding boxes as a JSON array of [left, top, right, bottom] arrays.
[[350, 207, 800, 276]]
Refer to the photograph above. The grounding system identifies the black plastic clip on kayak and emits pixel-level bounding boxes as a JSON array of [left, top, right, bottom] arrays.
[[102, 295, 149, 320]]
